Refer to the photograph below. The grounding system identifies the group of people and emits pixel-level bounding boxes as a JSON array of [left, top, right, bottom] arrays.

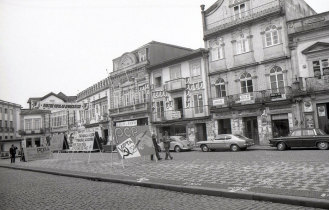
[[151, 131, 173, 161]]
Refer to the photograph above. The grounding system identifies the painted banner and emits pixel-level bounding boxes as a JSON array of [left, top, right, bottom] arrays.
[[39, 102, 84, 110], [114, 125, 155, 158], [69, 127, 102, 151], [116, 138, 141, 159], [49, 134, 64, 151], [24, 146, 51, 162]]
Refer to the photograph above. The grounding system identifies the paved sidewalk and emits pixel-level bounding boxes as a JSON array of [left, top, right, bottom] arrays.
[[1, 150, 329, 209]]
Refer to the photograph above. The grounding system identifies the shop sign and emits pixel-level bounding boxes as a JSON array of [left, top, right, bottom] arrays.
[[25, 146, 51, 162], [270, 92, 282, 100], [240, 93, 251, 102], [116, 120, 137, 127], [172, 111, 181, 119], [213, 98, 225, 106], [39, 102, 84, 110], [304, 101, 313, 112]]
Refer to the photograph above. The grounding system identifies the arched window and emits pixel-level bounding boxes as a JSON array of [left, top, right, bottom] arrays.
[[270, 66, 285, 93], [236, 33, 249, 54], [210, 39, 224, 61], [265, 25, 279, 47], [215, 78, 226, 98], [240, 72, 253, 93]]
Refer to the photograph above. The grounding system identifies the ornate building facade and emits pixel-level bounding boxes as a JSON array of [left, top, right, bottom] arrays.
[[201, 0, 316, 144]]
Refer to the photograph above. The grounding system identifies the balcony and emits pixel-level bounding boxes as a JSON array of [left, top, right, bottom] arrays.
[[18, 129, 45, 135], [109, 100, 149, 117], [262, 87, 293, 102], [166, 78, 186, 93], [305, 77, 329, 93], [152, 106, 209, 122], [205, 0, 281, 37], [209, 97, 230, 108]]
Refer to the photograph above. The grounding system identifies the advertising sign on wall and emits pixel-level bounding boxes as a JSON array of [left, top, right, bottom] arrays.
[[25, 146, 51, 162], [114, 125, 154, 158], [39, 102, 84, 110]]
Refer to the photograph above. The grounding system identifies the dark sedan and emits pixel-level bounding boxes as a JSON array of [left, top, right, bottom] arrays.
[[269, 128, 329, 151]]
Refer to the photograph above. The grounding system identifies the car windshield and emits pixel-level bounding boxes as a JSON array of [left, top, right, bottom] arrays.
[[234, 135, 249, 140]]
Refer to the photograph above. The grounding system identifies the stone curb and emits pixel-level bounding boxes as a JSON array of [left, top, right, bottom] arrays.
[[1, 164, 329, 209]]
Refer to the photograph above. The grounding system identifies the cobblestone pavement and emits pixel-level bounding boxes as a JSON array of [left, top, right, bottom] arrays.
[[0, 168, 322, 210], [1, 147, 329, 202]]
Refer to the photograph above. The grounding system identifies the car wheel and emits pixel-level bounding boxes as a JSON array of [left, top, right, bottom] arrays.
[[174, 146, 181, 152], [230, 144, 240, 152], [277, 142, 286, 151], [317, 142, 329, 150], [201, 145, 209, 152]]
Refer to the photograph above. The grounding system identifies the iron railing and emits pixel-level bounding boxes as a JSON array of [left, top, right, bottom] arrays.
[[151, 106, 209, 122]]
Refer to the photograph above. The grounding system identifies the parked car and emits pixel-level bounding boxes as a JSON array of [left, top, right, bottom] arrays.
[[158, 136, 193, 152], [269, 128, 329, 151], [196, 134, 254, 152]]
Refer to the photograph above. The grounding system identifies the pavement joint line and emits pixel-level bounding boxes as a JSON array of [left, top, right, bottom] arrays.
[[1, 164, 329, 209]]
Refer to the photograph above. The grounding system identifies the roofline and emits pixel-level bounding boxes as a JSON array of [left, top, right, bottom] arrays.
[[0, 100, 22, 108], [287, 11, 329, 24], [147, 48, 208, 71], [112, 40, 194, 61]]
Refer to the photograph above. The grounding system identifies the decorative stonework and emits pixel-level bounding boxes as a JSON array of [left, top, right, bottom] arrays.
[[118, 53, 137, 69]]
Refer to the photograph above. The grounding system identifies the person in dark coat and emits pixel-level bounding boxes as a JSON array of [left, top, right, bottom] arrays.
[[9, 144, 18, 163], [150, 134, 162, 161], [163, 131, 173, 160]]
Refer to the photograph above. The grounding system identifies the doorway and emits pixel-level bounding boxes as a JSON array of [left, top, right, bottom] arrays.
[[196, 123, 207, 142], [218, 119, 232, 134], [243, 117, 259, 144], [271, 114, 290, 138], [317, 103, 329, 134]]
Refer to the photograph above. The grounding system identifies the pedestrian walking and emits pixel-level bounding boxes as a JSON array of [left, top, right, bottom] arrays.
[[163, 131, 173, 160], [150, 134, 162, 161], [9, 144, 18, 163]]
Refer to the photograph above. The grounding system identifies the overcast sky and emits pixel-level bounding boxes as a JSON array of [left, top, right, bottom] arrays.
[[0, 0, 328, 108]]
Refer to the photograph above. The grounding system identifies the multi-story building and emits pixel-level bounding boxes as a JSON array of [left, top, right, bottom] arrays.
[[148, 49, 211, 143], [288, 11, 329, 133], [0, 100, 22, 157], [76, 78, 110, 142], [21, 92, 77, 147], [108, 41, 193, 138], [201, 0, 316, 144]]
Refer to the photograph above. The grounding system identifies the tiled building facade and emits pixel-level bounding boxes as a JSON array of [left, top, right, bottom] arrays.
[[201, 0, 316, 145]]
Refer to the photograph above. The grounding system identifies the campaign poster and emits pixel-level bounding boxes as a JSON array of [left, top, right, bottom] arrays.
[[25, 146, 51, 162], [116, 138, 141, 159], [49, 134, 64, 151], [69, 127, 102, 151], [114, 125, 155, 157]]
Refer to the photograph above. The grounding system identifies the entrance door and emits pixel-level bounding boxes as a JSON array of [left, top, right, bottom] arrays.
[[196, 123, 207, 142], [271, 114, 290, 138], [317, 103, 329, 134], [243, 117, 259, 144], [218, 119, 232, 134]]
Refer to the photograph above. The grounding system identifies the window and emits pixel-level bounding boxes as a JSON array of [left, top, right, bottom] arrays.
[[211, 45, 224, 61], [113, 92, 119, 108], [156, 101, 164, 118], [265, 25, 279, 47], [5, 121, 7, 127], [215, 78, 226, 98], [193, 94, 204, 114], [291, 130, 302, 136], [270, 66, 285, 93], [236, 34, 249, 54], [154, 76, 162, 88], [10, 136, 13, 139], [240, 73, 253, 93], [0, 120, 2, 127], [190, 62, 201, 77], [10, 121, 13, 128], [34, 119, 41, 130], [234, 3, 246, 19], [302, 129, 314, 136], [170, 65, 181, 80], [5, 136, 7, 139], [4, 108, 7, 114], [313, 59, 329, 79]]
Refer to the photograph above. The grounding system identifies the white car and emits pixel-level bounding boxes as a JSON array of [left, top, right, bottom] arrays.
[[197, 134, 254, 152], [158, 136, 193, 152]]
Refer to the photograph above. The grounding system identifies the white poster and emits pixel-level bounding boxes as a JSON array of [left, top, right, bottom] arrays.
[[116, 138, 141, 159], [304, 101, 313, 112], [318, 106, 326, 117]]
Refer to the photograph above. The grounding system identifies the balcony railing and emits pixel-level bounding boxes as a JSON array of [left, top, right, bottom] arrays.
[[109, 101, 149, 116], [19, 129, 45, 135], [152, 105, 209, 122], [305, 77, 329, 92], [205, 0, 281, 34], [209, 87, 292, 109], [166, 78, 186, 92]]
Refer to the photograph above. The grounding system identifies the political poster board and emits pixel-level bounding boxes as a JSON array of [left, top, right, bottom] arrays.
[[68, 127, 102, 151], [49, 134, 64, 151], [24, 146, 51, 162], [116, 138, 141, 159], [114, 125, 155, 159]]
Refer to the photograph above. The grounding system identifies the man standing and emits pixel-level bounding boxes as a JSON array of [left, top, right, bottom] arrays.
[[163, 131, 173, 160], [9, 144, 18, 163], [150, 134, 162, 161]]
